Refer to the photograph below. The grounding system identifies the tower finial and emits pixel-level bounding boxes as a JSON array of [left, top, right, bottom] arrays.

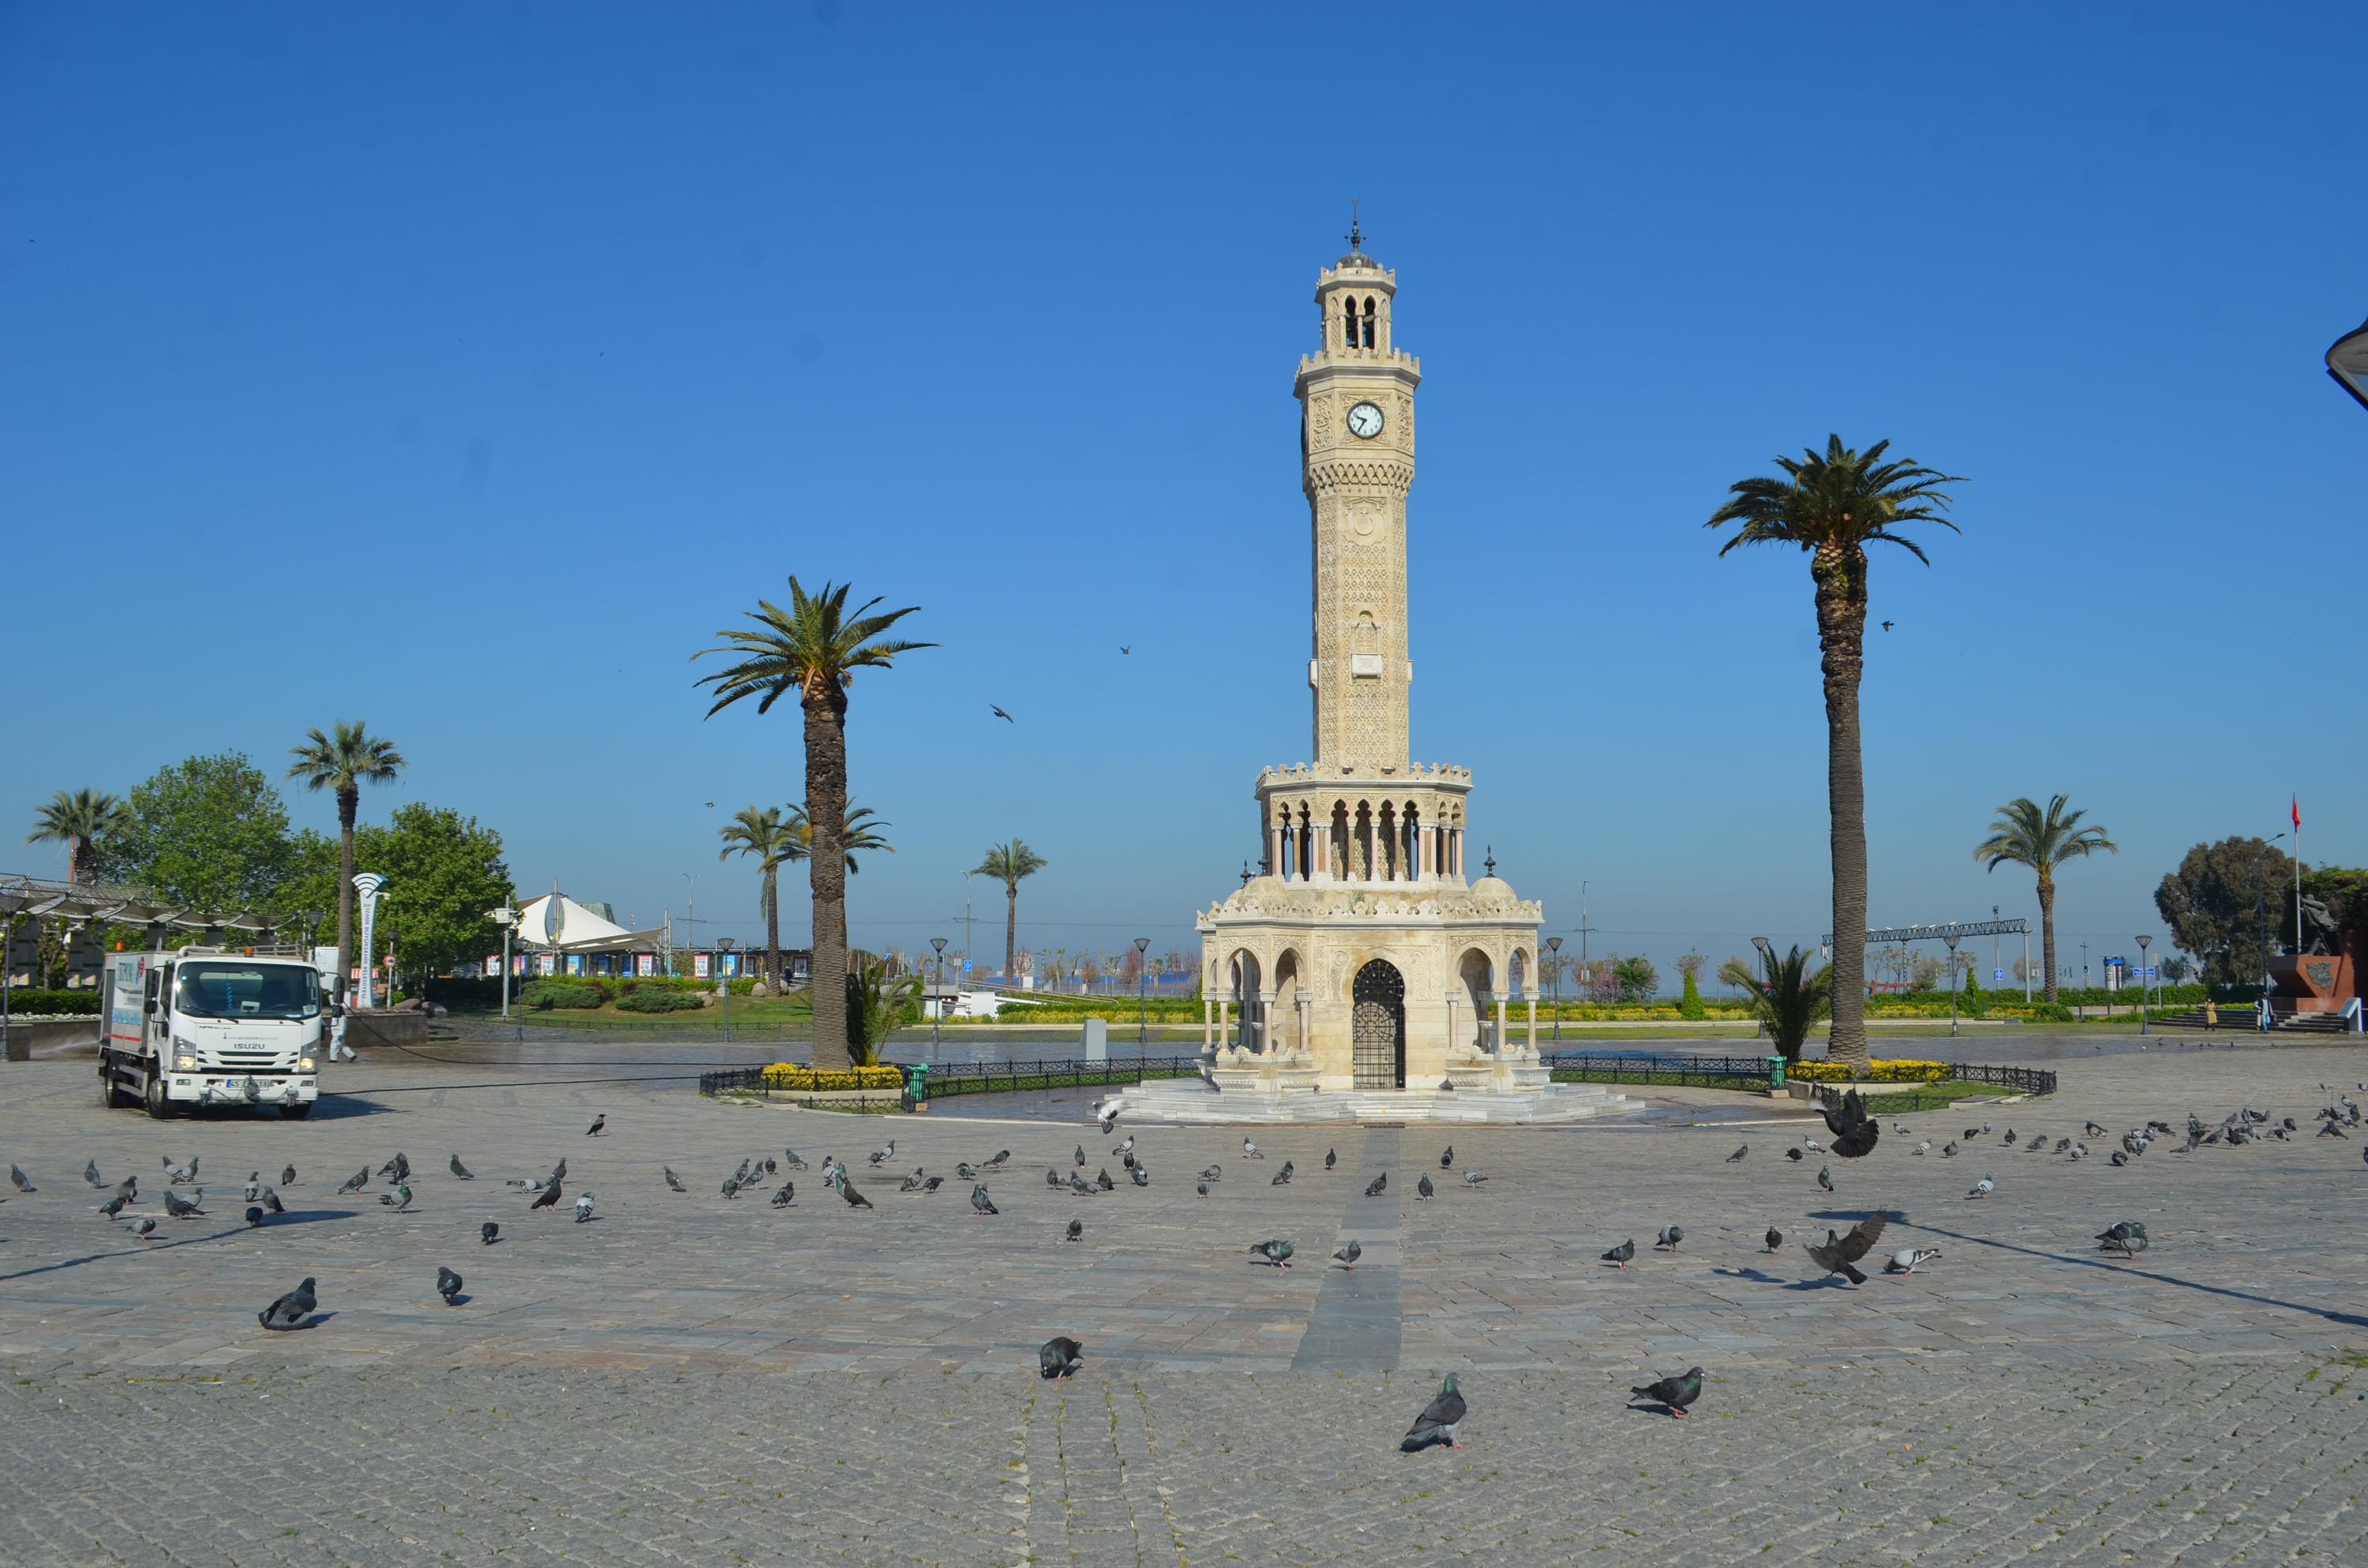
[[1345, 196, 1363, 255]]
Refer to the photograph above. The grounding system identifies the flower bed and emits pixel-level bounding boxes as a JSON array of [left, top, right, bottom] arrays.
[[758, 1064, 905, 1092], [1788, 1057, 1952, 1084]]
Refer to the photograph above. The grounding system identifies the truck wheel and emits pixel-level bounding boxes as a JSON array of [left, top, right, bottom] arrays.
[[280, 1101, 313, 1120], [99, 1053, 121, 1108], [143, 1070, 173, 1120]]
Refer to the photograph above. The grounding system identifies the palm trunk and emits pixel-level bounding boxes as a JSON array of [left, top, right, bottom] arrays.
[[804, 690, 852, 1070], [1004, 885, 1018, 990], [1814, 543, 1871, 1070], [335, 784, 358, 1001], [764, 863, 781, 994], [2036, 876, 2058, 1004]]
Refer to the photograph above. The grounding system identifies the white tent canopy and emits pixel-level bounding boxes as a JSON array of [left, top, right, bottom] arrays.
[[511, 892, 668, 953]]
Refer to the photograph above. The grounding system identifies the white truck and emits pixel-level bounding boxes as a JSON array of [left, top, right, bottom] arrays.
[[99, 946, 334, 1118]]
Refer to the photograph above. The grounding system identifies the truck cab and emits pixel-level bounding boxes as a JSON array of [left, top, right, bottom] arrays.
[[99, 946, 330, 1118]]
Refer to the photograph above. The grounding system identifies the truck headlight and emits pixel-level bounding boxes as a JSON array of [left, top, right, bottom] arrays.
[[298, 1056, 317, 1072], [174, 1052, 197, 1072]]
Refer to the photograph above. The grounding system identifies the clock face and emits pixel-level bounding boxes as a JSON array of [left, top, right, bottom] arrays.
[[1346, 400, 1384, 440]]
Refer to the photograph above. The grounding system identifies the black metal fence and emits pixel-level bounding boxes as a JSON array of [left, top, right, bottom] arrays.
[[698, 1057, 1206, 1109], [1812, 1062, 2057, 1111], [1542, 1053, 1779, 1090]]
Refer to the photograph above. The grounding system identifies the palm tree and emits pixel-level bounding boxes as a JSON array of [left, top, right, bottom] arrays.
[[972, 838, 1047, 989], [718, 805, 797, 993], [283, 722, 405, 996], [1706, 434, 1964, 1068], [1974, 795, 2115, 1005], [25, 788, 132, 884], [1717, 945, 1834, 1061], [785, 800, 894, 874], [695, 578, 932, 1069]]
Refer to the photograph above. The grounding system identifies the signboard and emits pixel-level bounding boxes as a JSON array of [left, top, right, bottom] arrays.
[[484, 955, 499, 977], [694, 952, 711, 979], [566, 954, 583, 975], [637, 953, 655, 977], [961, 958, 972, 973], [1992, 967, 2003, 983]]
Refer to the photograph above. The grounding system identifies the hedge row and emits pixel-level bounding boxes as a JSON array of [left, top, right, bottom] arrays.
[[758, 1064, 905, 1092], [1789, 1058, 1954, 1084], [2, 988, 104, 1016]]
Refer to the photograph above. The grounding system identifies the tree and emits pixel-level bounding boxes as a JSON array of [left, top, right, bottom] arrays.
[[695, 578, 932, 1070], [1973, 795, 2115, 1004], [1707, 435, 1965, 1068], [285, 722, 406, 1001], [1729, 945, 1834, 1062], [972, 838, 1047, 987], [24, 788, 133, 884], [278, 805, 512, 983], [2154, 836, 2295, 986], [1676, 952, 1707, 1019], [1613, 954, 1659, 1002], [107, 753, 298, 911], [718, 805, 797, 992], [845, 958, 921, 1066], [784, 799, 894, 873]]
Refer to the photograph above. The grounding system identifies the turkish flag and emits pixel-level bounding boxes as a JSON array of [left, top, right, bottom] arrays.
[[2293, 796, 2302, 830]]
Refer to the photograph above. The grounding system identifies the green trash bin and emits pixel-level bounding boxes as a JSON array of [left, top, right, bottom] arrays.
[[1765, 1055, 1786, 1089], [905, 1062, 929, 1111]]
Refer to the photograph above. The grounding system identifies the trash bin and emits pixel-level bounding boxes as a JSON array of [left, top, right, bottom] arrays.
[[903, 1063, 928, 1113], [1765, 1055, 1787, 1089]]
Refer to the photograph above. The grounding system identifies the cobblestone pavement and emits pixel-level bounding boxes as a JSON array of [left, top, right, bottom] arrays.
[[3, 1040, 2365, 1566]]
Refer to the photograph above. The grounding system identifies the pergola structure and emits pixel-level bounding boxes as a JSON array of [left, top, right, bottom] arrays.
[[1824, 919, 2033, 1001], [2, 872, 288, 990]]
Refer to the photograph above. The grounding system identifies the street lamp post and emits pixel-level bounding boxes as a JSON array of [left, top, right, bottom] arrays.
[[930, 936, 947, 1053], [1133, 936, 1151, 1046], [0, 887, 23, 1064], [717, 937, 736, 1043], [2134, 934, 2152, 1036], [1943, 932, 1962, 1038], [490, 904, 517, 1019], [1545, 935, 1563, 1043]]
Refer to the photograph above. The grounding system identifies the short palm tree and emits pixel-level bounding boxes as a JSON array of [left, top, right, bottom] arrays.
[[972, 838, 1047, 988], [718, 805, 797, 993], [25, 788, 132, 884], [696, 578, 931, 1069], [284, 722, 405, 995], [1718, 945, 1834, 1062], [785, 800, 894, 874], [1707, 435, 1964, 1068], [1974, 795, 2115, 1005]]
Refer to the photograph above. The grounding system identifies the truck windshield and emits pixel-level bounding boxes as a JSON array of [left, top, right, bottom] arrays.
[[174, 962, 320, 1020]]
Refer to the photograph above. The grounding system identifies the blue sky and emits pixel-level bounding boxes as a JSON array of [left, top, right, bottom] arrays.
[[5, 4, 2362, 984]]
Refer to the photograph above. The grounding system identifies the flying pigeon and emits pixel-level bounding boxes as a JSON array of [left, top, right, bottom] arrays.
[[1805, 1214, 1889, 1284], [1334, 1240, 1362, 1270], [1966, 1175, 1995, 1199], [530, 1182, 562, 1211], [991, 705, 1014, 723], [84, 1159, 103, 1188], [1250, 1239, 1295, 1268], [585, 1114, 605, 1137], [338, 1169, 369, 1195], [1065, 1218, 1084, 1242], [1099, 1107, 1118, 1136], [1602, 1238, 1635, 1270], [1365, 1173, 1388, 1196], [378, 1184, 412, 1212], [437, 1267, 463, 1303], [1400, 1374, 1467, 1450], [1817, 1165, 1834, 1193], [450, 1155, 474, 1180], [258, 1278, 318, 1331], [1763, 1226, 1784, 1254], [281, 1165, 296, 1187], [971, 1184, 997, 1216], [1726, 1145, 1748, 1162], [1325, 1149, 1337, 1170], [481, 1222, 500, 1244], [1440, 1146, 1455, 1169], [9, 1164, 33, 1193], [1629, 1366, 1703, 1419], [1654, 1224, 1684, 1252], [1819, 1087, 1881, 1158], [1883, 1247, 1942, 1275], [1272, 1163, 1294, 1186], [1416, 1173, 1435, 1199], [574, 1192, 594, 1222], [772, 1182, 795, 1207], [1242, 1138, 1263, 1159], [1785, 1148, 1804, 1162], [245, 1205, 264, 1228], [1040, 1336, 1083, 1378]]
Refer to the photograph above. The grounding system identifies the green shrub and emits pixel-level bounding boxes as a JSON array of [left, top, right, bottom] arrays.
[[521, 979, 607, 1011], [616, 986, 703, 1013], [1678, 968, 1706, 1020], [2, 987, 103, 1016]]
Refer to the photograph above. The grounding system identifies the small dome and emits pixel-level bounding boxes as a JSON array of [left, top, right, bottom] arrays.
[[1238, 874, 1287, 897], [1469, 874, 1515, 902]]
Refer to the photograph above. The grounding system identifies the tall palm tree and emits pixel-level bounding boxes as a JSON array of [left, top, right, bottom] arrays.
[[718, 805, 796, 992], [1707, 435, 1964, 1069], [972, 838, 1047, 988], [785, 800, 894, 874], [695, 578, 932, 1069], [283, 722, 405, 995], [25, 788, 132, 884], [1974, 795, 2115, 1005]]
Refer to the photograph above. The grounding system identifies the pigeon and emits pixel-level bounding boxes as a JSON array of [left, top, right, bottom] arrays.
[[111, 1175, 138, 1202], [9, 1164, 33, 1193], [838, 1179, 873, 1210], [165, 1156, 197, 1184], [984, 1150, 1010, 1169], [730, 1159, 753, 1188], [2110, 1151, 2129, 1167], [1816, 1165, 1834, 1193], [1763, 1226, 1784, 1254], [481, 1222, 500, 1244], [1334, 1240, 1362, 1270], [1804, 1214, 1889, 1284], [970, 1184, 997, 1216], [1199, 1166, 1223, 1183], [1913, 1140, 1931, 1157], [1629, 1366, 1703, 1420], [98, 1196, 127, 1219], [1112, 1136, 1135, 1156], [1066, 1218, 1084, 1242], [2085, 1121, 2107, 1136], [785, 1148, 809, 1171], [1803, 1138, 1823, 1154], [1250, 1239, 1295, 1268], [1964, 1127, 1982, 1142], [1966, 1175, 1994, 1199], [258, 1278, 318, 1330], [124, 1214, 157, 1238], [1242, 1138, 1263, 1159], [2096, 1220, 2149, 1257], [720, 1177, 742, 1199], [1040, 1336, 1083, 1379], [1884, 1247, 1942, 1275], [585, 1114, 605, 1137], [991, 705, 1014, 722], [450, 1155, 475, 1181], [1726, 1144, 1748, 1162], [1120, 1152, 1137, 1169], [280, 1164, 296, 1187], [1819, 1088, 1881, 1158], [245, 1205, 265, 1228], [1096, 1169, 1115, 1192], [377, 1153, 404, 1177], [573, 1192, 594, 1222], [1941, 1140, 1958, 1158], [2003, 1130, 2018, 1147], [1325, 1149, 1337, 1170], [956, 1163, 977, 1180], [772, 1182, 795, 1207], [1894, 1122, 1911, 1136], [1416, 1173, 1435, 1199], [1195, 1180, 1209, 1196], [530, 1182, 562, 1211], [1073, 1145, 1087, 1167], [869, 1140, 895, 1167], [426, 1267, 462, 1306], [549, 1158, 567, 1182], [84, 1160, 103, 1188], [338, 1169, 369, 1196], [1099, 1107, 1118, 1136], [1400, 1374, 1467, 1450], [243, 1173, 265, 1202], [2318, 1121, 2346, 1140], [261, 1189, 284, 1214], [378, 1184, 412, 1213], [663, 1167, 686, 1193], [1130, 1166, 1148, 1187], [164, 1188, 206, 1218], [1462, 1170, 1488, 1187], [1047, 1168, 1064, 1188], [1785, 1148, 1804, 1162], [1654, 1224, 1684, 1252], [1602, 1238, 1635, 1270], [387, 1154, 410, 1184], [1068, 1173, 1093, 1196], [1440, 1146, 1454, 1169], [1272, 1162, 1294, 1187], [898, 1170, 927, 1194], [922, 1176, 945, 1193], [1365, 1173, 1388, 1196]]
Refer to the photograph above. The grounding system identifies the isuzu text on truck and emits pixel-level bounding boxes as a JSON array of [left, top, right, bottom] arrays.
[[99, 946, 335, 1117]]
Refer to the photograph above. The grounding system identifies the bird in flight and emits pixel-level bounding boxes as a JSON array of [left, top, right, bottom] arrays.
[[991, 705, 1014, 723], [1881, 620, 1894, 631], [1119, 646, 1130, 655]]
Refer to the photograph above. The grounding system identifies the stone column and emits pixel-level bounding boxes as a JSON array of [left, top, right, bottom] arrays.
[[1526, 988, 1537, 1053], [1443, 991, 1460, 1076], [1202, 995, 1213, 1054], [1268, 822, 1284, 878], [1295, 989, 1311, 1058], [1220, 998, 1231, 1054], [1493, 990, 1508, 1055]]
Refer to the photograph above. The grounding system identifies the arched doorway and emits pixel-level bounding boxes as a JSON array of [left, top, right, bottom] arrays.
[[1352, 959, 1405, 1089]]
